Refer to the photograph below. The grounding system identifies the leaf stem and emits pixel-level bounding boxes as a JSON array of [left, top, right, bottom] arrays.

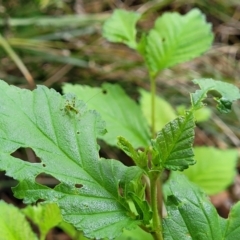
[[150, 171, 163, 240], [150, 75, 156, 138]]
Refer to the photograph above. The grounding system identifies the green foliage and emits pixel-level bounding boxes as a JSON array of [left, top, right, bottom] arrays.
[[180, 147, 238, 195], [191, 78, 240, 112], [102, 9, 141, 49], [223, 202, 240, 239], [62, 83, 151, 148], [152, 112, 195, 171], [117, 136, 148, 170], [164, 175, 240, 239], [22, 203, 62, 240], [145, 9, 213, 76], [0, 200, 38, 240], [0, 7, 240, 240], [0, 80, 143, 239], [163, 174, 223, 239], [103, 9, 213, 77]]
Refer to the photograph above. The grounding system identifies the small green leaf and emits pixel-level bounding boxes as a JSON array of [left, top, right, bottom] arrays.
[[191, 78, 240, 112], [152, 112, 195, 171], [163, 174, 222, 239], [102, 9, 141, 49], [117, 136, 148, 170], [0, 200, 38, 240], [62, 83, 151, 148], [22, 203, 62, 239], [0, 80, 142, 239], [128, 192, 152, 224], [223, 201, 240, 239], [145, 8, 213, 76], [139, 89, 177, 131], [181, 147, 238, 195]]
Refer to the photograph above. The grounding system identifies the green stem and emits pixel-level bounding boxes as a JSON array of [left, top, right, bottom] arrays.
[[150, 172, 163, 240], [150, 75, 156, 138]]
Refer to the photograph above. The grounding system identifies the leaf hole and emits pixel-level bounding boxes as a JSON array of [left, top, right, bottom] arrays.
[[102, 89, 107, 94], [35, 173, 60, 189], [11, 147, 41, 163], [75, 183, 83, 189], [76, 131, 80, 134], [42, 163, 46, 167]]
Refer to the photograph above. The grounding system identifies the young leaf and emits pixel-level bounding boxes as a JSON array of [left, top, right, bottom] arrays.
[[128, 192, 152, 224], [102, 9, 141, 49], [0, 200, 38, 240], [22, 203, 62, 240], [180, 147, 238, 195], [223, 201, 240, 239], [152, 112, 195, 171], [139, 89, 177, 131], [163, 174, 222, 239], [191, 78, 240, 112], [62, 83, 151, 148], [117, 136, 148, 170], [0, 80, 142, 239], [145, 8, 213, 76]]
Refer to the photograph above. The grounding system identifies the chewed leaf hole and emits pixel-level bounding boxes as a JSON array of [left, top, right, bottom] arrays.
[[75, 183, 83, 189], [35, 173, 60, 189], [11, 147, 41, 163]]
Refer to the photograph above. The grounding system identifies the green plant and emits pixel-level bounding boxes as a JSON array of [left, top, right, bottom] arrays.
[[0, 8, 240, 240]]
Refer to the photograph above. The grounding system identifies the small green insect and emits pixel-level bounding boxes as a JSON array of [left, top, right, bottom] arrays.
[[61, 95, 80, 115]]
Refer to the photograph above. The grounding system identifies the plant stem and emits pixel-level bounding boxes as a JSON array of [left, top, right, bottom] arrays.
[[150, 172, 163, 240], [150, 75, 156, 138]]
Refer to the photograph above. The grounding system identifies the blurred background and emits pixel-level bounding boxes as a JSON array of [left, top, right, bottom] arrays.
[[0, 0, 240, 239]]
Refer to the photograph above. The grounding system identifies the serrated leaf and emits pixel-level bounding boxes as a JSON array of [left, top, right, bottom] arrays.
[[146, 8, 213, 76], [163, 174, 222, 240], [22, 203, 62, 239], [152, 112, 195, 171], [223, 201, 240, 239], [139, 89, 177, 131], [102, 9, 141, 49], [0, 80, 143, 239], [62, 83, 151, 148], [180, 147, 238, 195], [191, 78, 240, 112], [0, 200, 38, 240]]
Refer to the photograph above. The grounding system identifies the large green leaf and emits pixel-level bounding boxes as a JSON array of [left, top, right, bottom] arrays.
[[139, 89, 177, 131], [145, 8, 213, 76], [192, 78, 240, 112], [181, 147, 238, 195], [0, 200, 37, 240], [22, 203, 62, 239], [0, 80, 143, 239], [163, 174, 222, 240], [62, 83, 151, 148], [152, 112, 195, 171], [102, 9, 141, 49]]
